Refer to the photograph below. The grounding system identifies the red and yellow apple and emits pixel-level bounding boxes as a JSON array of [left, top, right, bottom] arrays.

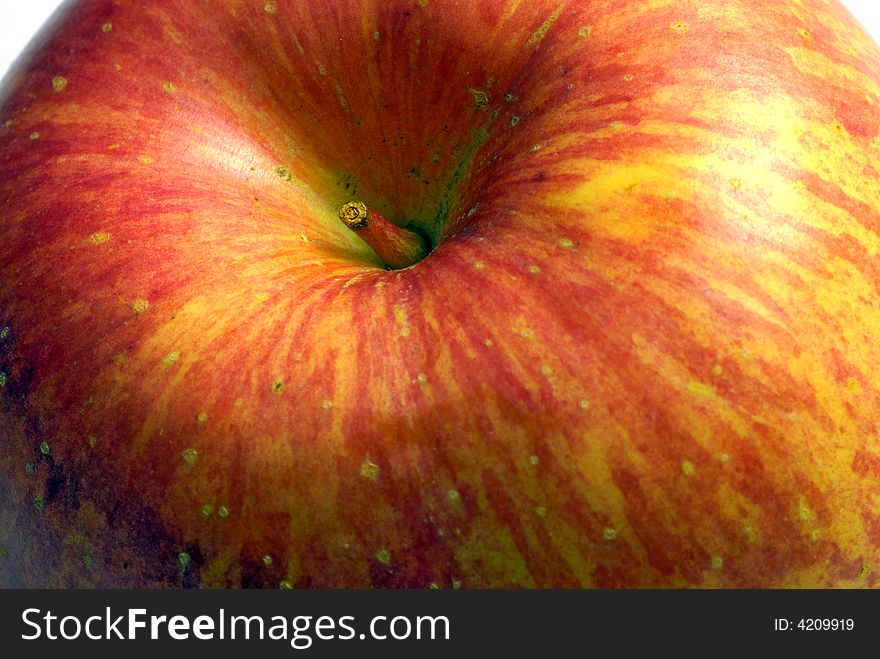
[[1, 0, 879, 588]]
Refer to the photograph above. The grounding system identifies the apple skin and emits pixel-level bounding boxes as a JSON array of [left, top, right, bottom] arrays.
[[1, 0, 879, 588]]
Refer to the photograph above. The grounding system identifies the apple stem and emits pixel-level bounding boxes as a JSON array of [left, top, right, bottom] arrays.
[[338, 201, 428, 269]]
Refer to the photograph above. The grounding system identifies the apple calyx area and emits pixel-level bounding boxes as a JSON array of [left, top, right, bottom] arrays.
[[338, 201, 429, 270]]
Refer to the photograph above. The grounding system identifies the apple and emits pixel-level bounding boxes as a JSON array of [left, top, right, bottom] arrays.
[[1, 0, 879, 588]]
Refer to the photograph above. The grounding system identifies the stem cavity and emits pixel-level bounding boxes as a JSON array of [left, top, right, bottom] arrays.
[[338, 201, 428, 270]]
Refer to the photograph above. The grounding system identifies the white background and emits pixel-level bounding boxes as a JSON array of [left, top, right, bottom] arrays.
[[1, 0, 879, 80]]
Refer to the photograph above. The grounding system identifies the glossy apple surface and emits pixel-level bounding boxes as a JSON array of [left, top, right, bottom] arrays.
[[1, 0, 879, 587]]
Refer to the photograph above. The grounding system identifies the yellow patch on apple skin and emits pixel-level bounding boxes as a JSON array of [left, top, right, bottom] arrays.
[[360, 460, 379, 480], [711, 556, 724, 570], [217, 505, 230, 518], [540, 364, 553, 377], [334, 82, 349, 111], [681, 460, 696, 476], [468, 88, 490, 110], [29, 131, 39, 140], [161, 351, 179, 366], [162, 81, 177, 93], [264, 1, 278, 13], [687, 381, 716, 397], [670, 22, 689, 33], [181, 448, 198, 465], [0, 326, 9, 341], [578, 26, 593, 39], [52, 76, 68, 92], [101, 22, 112, 32], [602, 527, 617, 541], [796, 498, 815, 522], [527, 264, 541, 274], [89, 232, 110, 245], [137, 155, 153, 164], [393, 305, 410, 337], [527, 5, 563, 47], [375, 549, 391, 565], [255, 292, 270, 303], [578, 399, 590, 410], [131, 298, 149, 314], [197, 412, 208, 424], [321, 400, 333, 410], [473, 260, 485, 270]]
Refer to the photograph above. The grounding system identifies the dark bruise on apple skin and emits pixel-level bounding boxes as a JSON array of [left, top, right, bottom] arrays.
[[0, 0, 879, 588]]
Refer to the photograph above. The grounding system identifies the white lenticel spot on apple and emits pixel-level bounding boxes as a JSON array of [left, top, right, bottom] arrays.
[[602, 527, 617, 541]]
